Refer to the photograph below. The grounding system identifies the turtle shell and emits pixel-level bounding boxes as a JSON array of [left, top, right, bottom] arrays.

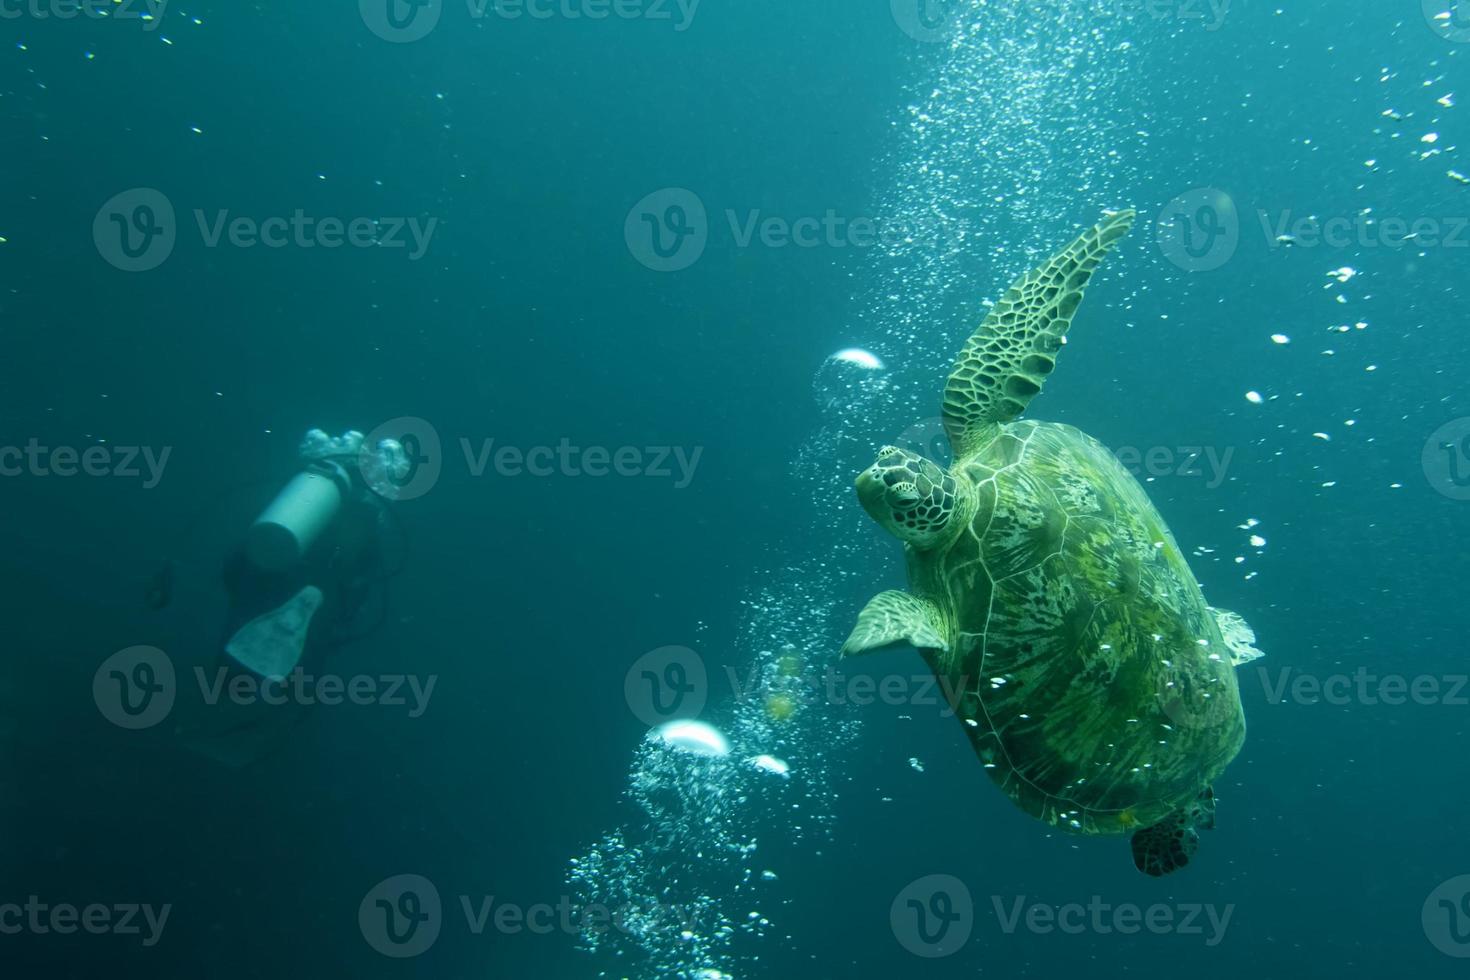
[[908, 420, 1246, 835]]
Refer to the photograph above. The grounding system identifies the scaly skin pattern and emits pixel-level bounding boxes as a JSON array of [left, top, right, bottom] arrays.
[[906, 420, 1245, 836]]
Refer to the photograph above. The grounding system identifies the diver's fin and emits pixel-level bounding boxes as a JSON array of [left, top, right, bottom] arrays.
[[842, 591, 948, 657], [1130, 786, 1216, 877], [225, 585, 323, 682], [1210, 607, 1264, 666]]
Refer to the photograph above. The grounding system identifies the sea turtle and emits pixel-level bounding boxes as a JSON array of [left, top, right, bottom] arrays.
[[843, 209, 1262, 876]]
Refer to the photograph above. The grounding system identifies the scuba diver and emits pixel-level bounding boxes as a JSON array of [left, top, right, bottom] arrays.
[[180, 429, 409, 767]]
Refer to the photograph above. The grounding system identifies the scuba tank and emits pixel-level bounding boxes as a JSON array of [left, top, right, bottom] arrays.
[[244, 428, 410, 573]]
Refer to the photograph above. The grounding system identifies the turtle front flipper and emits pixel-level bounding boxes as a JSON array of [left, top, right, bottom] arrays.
[[842, 591, 949, 657], [1130, 786, 1217, 877], [942, 209, 1135, 459]]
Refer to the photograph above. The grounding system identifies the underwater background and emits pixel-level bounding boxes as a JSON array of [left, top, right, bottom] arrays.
[[2, 0, 1469, 977]]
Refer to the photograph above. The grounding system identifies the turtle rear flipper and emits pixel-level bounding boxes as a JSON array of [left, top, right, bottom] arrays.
[[1211, 607, 1264, 666], [1130, 787, 1216, 877]]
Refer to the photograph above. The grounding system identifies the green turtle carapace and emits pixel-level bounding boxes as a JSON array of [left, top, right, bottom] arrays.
[[845, 210, 1262, 877]]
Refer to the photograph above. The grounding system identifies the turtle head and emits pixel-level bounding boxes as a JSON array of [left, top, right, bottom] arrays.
[[856, 446, 959, 549]]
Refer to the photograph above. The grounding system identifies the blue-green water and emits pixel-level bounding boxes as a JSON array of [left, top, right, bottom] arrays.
[[2, 1, 1469, 977]]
